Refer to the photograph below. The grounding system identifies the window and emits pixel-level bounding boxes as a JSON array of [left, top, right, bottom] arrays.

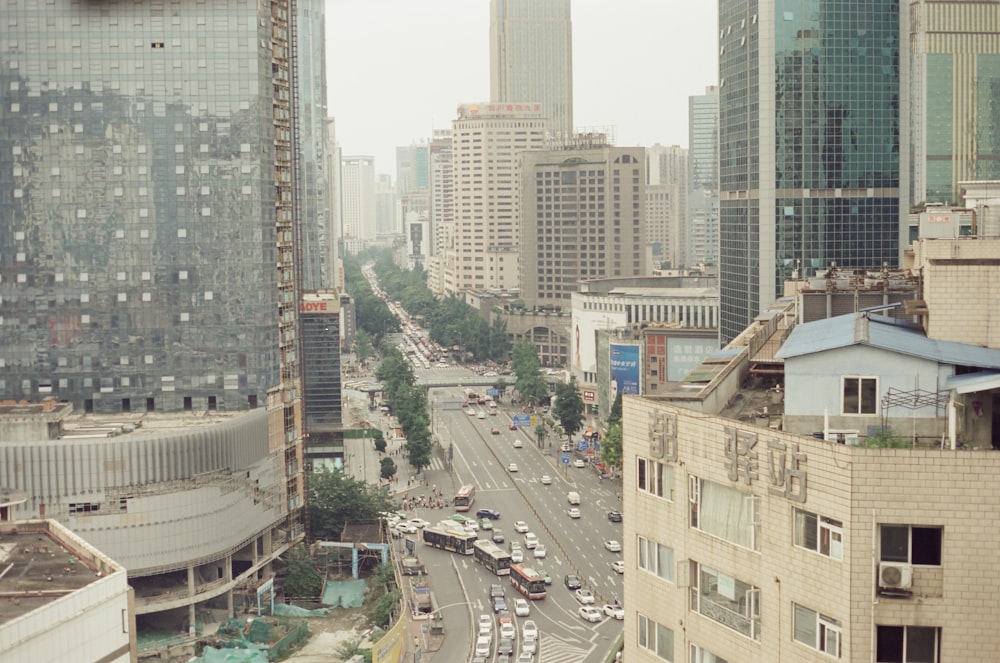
[[843, 376, 877, 414], [880, 526, 941, 565], [689, 562, 760, 640], [637, 613, 674, 661], [690, 476, 759, 550], [794, 509, 843, 560], [876, 625, 940, 662], [638, 457, 673, 499], [637, 535, 674, 582], [690, 644, 730, 663], [794, 604, 841, 657]]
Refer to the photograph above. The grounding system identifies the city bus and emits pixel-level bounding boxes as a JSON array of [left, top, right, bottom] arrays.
[[422, 523, 477, 555], [473, 540, 512, 576], [453, 483, 476, 511], [509, 563, 548, 600]]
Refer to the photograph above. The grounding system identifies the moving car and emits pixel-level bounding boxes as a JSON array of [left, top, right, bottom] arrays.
[[575, 588, 595, 604], [521, 638, 537, 655], [477, 508, 502, 520], [604, 540, 622, 552], [510, 542, 524, 563], [479, 518, 493, 531], [578, 606, 602, 623], [533, 544, 547, 559], [564, 574, 582, 590], [478, 411, 487, 419], [567, 507, 581, 519], [514, 598, 530, 617], [607, 510, 623, 523], [572, 458, 587, 468], [603, 603, 625, 620], [514, 521, 529, 533], [475, 635, 492, 656], [497, 637, 515, 657], [524, 532, 538, 549], [407, 518, 430, 529], [522, 619, 538, 641], [508, 462, 519, 472], [512, 439, 523, 448], [492, 529, 505, 544], [467, 408, 476, 416], [492, 595, 508, 613], [517, 653, 533, 663], [478, 613, 493, 636], [490, 584, 505, 599], [509, 423, 518, 430], [540, 475, 552, 485], [491, 427, 501, 435], [394, 522, 417, 534], [538, 569, 552, 585], [497, 610, 513, 627], [612, 560, 625, 574], [560, 443, 572, 452], [500, 622, 516, 641]]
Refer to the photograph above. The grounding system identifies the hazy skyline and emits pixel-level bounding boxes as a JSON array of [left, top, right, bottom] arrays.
[[325, 0, 718, 174]]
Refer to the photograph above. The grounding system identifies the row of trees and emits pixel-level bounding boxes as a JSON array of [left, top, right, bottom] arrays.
[[375, 345, 434, 471], [353, 250, 511, 362]]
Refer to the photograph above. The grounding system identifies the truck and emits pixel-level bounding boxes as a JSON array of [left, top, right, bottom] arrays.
[[401, 555, 425, 576], [412, 580, 433, 614]]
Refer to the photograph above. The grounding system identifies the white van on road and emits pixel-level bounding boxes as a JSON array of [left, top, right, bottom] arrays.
[[567, 491, 581, 505]]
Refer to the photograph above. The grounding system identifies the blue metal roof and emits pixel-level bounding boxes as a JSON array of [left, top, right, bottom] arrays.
[[775, 314, 1000, 369]]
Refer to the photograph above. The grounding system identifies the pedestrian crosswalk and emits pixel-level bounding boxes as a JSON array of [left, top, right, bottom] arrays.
[[424, 457, 445, 472]]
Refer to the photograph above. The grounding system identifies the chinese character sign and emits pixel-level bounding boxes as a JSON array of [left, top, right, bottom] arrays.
[[610, 343, 640, 396]]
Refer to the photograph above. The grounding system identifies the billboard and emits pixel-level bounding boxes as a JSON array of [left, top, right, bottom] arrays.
[[609, 343, 640, 396], [666, 337, 718, 381]]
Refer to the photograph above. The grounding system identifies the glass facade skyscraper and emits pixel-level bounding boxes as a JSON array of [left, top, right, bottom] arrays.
[[718, 0, 905, 343], [0, 0, 288, 413]]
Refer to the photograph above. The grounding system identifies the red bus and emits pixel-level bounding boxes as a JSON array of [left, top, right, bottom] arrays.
[[509, 563, 547, 600], [453, 483, 476, 511]]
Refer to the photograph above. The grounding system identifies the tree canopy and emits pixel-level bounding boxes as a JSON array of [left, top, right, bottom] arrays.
[[511, 342, 548, 405], [600, 422, 623, 471], [375, 346, 434, 471], [553, 377, 585, 442], [306, 468, 396, 540]]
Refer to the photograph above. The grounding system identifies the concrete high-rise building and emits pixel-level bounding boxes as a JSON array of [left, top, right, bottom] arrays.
[[688, 86, 720, 267], [341, 155, 377, 254], [910, 2, 1000, 205], [718, 0, 907, 344], [647, 144, 688, 269], [520, 143, 648, 311], [375, 174, 398, 237], [489, 0, 574, 140], [325, 117, 344, 292], [426, 131, 453, 294], [442, 103, 547, 295]]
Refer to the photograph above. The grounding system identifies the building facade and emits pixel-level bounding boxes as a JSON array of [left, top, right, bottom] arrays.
[[519, 144, 648, 311], [688, 86, 720, 268], [442, 103, 547, 295], [718, 0, 907, 343], [489, 0, 574, 140], [909, 1, 1000, 205], [341, 155, 377, 254]]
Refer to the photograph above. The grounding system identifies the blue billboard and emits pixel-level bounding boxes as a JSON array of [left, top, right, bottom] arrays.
[[609, 343, 640, 396]]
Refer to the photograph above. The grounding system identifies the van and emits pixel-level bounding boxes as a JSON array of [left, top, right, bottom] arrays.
[[567, 491, 580, 505]]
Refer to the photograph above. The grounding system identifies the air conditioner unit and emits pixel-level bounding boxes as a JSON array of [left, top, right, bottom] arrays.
[[879, 562, 913, 590]]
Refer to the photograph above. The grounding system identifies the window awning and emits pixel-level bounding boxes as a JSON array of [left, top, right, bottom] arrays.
[[946, 371, 1000, 394]]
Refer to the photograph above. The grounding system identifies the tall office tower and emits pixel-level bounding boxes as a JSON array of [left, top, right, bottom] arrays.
[[490, 0, 574, 140], [396, 142, 430, 230], [340, 156, 377, 255], [519, 142, 648, 310], [427, 131, 454, 295], [0, 0, 309, 421], [295, 0, 330, 290], [325, 117, 344, 292], [647, 144, 688, 268], [718, 0, 906, 344], [910, 1, 1000, 205], [443, 103, 547, 295], [375, 174, 398, 237], [688, 86, 720, 267], [299, 291, 342, 471], [646, 184, 673, 270]]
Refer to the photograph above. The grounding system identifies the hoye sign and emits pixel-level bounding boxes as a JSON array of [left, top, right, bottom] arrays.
[[300, 300, 335, 313]]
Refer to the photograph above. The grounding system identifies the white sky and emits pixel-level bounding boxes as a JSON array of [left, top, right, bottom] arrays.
[[325, 0, 718, 176]]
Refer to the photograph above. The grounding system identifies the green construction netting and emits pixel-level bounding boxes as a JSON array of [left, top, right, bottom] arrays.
[[322, 578, 367, 608], [190, 645, 269, 663]]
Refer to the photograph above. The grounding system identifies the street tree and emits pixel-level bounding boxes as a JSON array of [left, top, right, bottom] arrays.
[[601, 422, 623, 473], [511, 342, 548, 405], [380, 457, 397, 480], [553, 378, 585, 443], [306, 468, 396, 540], [608, 391, 623, 427]]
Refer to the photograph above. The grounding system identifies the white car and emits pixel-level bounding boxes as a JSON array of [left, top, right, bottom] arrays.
[[478, 411, 487, 419], [513, 439, 523, 448], [394, 522, 417, 534], [508, 462, 519, 472], [475, 635, 492, 656], [567, 507, 581, 519], [500, 622, 516, 641], [533, 544, 547, 559], [467, 408, 476, 416], [407, 518, 430, 529], [514, 598, 530, 617], [521, 638, 537, 655], [511, 548, 524, 563], [578, 606, 602, 622], [603, 603, 625, 620], [612, 560, 625, 574], [604, 540, 622, 552], [540, 475, 552, 485], [573, 458, 587, 468], [478, 614, 493, 636], [522, 620, 538, 642], [514, 521, 529, 533], [524, 532, 538, 549], [465, 520, 480, 532], [575, 589, 595, 605]]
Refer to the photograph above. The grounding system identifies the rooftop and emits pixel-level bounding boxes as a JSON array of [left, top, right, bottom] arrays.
[[0, 519, 124, 626]]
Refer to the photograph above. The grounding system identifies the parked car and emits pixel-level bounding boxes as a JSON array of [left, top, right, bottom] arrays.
[[477, 508, 502, 520], [603, 603, 625, 620], [604, 540, 622, 552], [572, 458, 587, 468], [564, 574, 582, 590], [607, 510, 623, 522], [578, 606, 602, 622], [575, 588, 595, 604]]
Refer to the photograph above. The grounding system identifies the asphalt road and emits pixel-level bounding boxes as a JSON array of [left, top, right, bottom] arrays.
[[403, 380, 624, 663]]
